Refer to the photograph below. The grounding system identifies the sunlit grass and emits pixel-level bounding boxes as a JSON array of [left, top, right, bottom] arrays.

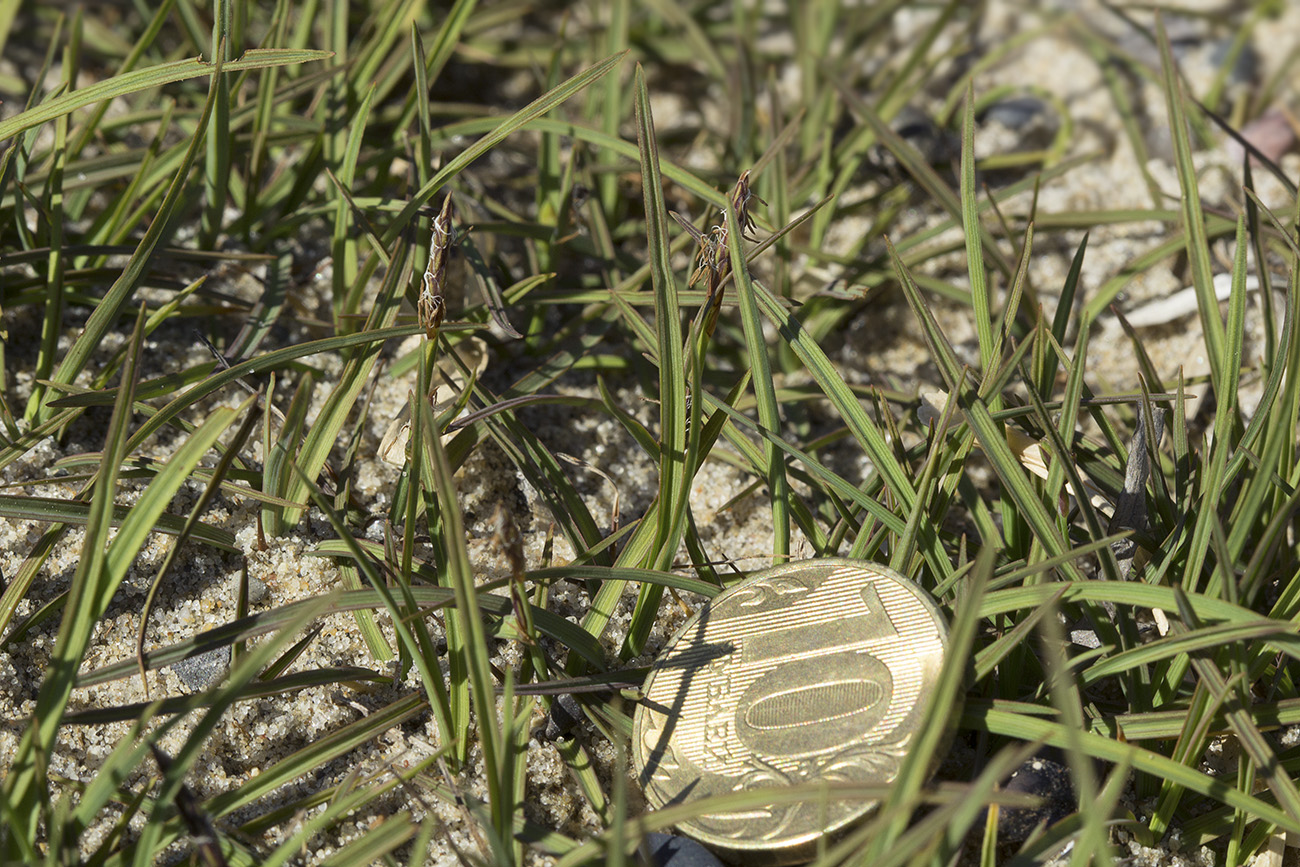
[[0, 2, 1297, 865]]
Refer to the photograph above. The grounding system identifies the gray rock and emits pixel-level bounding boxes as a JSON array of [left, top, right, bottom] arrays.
[[997, 757, 1074, 841], [1208, 38, 1259, 86], [536, 693, 583, 742], [639, 832, 725, 867], [983, 96, 1050, 131], [891, 106, 953, 164], [172, 646, 231, 692], [245, 573, 269, 604]]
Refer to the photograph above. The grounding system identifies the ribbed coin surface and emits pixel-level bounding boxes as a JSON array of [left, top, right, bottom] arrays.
[[633, 559, 948, 864]]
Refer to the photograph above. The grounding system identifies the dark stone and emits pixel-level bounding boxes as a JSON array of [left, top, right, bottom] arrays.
[[1208, 38, 1259, 86], [891, 106, 952, 164], [982, 97, 1050, 131], [639, 832, 725, 867], [536, 693, 583, 742], [997, 757, 1075, 841]]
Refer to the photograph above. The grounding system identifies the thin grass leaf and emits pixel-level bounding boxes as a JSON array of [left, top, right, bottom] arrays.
[[393, 0, 478, 140], [0, 48, 331, 143], [334, 83, 378, 321], [959, 85, 996, 374], [969, 704, 1300, 835], [1157, 14, 1227, 389], [63, 667, 384, 726], [28, 49, 223, 425], [4, 312, 244, 853], [237, 742, 436, 841], [753, 252, 919, 516], [1174, 589, 1300, 824], [725, 194, 790, 562], [72, 594, 340, 863], [833, 74, 1014, 281], [476, 383, 612, 573], [269, 241, 412, 534], [1080, 213, 1238, 323], [199, 8, 231, 246], [417, 383, 510, 842], [135, 392, 261, 694], [615, 64, 689, 661], [0, 494, 236, 551], [318, 814, 417, 866], [261, 369, 314, 533], [411, 114, 730, 215], [1, 304, 143, 849], [1181, 217, 1247, 598], [381, 50, 628, 247], [865, 546, 990, 857], [295, 467, 461, 770]]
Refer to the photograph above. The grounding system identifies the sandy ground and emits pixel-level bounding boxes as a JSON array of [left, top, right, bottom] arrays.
[[2, 1, 1299, 864]]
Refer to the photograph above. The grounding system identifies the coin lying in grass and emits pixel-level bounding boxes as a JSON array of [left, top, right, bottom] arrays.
[[633, 559, 949, 865], [379, 336, 488, 466]]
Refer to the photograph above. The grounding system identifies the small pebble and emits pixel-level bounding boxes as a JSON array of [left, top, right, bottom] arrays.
[[982, 96, 1050, 132], [891, 106, 953, 164], [996, 757, 1075, 842], [172, 646, 231, 692], [1228, 107, 1297, 167], [536, 693, 584, 742], [245, 573, 269, 604], [639, 832, 725, 867], [1208, 37, 1259, 87], [1069, 628, 1100, 649]]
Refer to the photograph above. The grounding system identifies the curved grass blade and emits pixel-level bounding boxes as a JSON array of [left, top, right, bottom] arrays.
[[269, 237, 412, 534], [290, 461, 458, 770], [3, 307, 241, 852], [418, 366, 509, 840], [0, 49, 332, 143], [616, 64, 688, 661], [381, 50, 628, 247], [968, 703, 1300, 836], [726, 192, 790, 562], [85, 592, 345, 865], [1157, 14, 1226, 389], [0, 494, 236, 551], [31, 45, 222, 425]]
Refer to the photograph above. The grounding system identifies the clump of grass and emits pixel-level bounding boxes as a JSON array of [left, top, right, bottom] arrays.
[[0, 3, 1298, 866]]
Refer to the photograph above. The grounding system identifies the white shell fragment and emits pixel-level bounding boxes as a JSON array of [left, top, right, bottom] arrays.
[[1123, 273, 1279, 328], [379, 336, 489, 466]]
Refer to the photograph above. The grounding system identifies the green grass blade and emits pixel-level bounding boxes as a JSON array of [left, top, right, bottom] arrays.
[[0, 49, 332, 143], [269, 238, 411, 534], [418, 372, 508, 840], [959, 85, 996, 374], [0, 494, 236, 552], [31, 49, 222, 424], [594, 0, 629, 219], [726, 194, 791, 562], [199, 3, 231, 246], [2, 303, 143, 850], [621, 64, 686, 657], [865, 546, 990, 857], [380, 50, 628, 247], [1181, 216, 1246, 598], [1157, 14, 1226, 390], [333, 82, 379, 322], [291, 466, 459, 767], [3, 308, 241, 852]]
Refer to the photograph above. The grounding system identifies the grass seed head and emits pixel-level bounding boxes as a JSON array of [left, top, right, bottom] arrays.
[[727, 169, 765, 241], [419, 193, 456, 340]]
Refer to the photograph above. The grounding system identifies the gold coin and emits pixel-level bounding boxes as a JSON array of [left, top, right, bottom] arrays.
[[633, 559, 949, 864]]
